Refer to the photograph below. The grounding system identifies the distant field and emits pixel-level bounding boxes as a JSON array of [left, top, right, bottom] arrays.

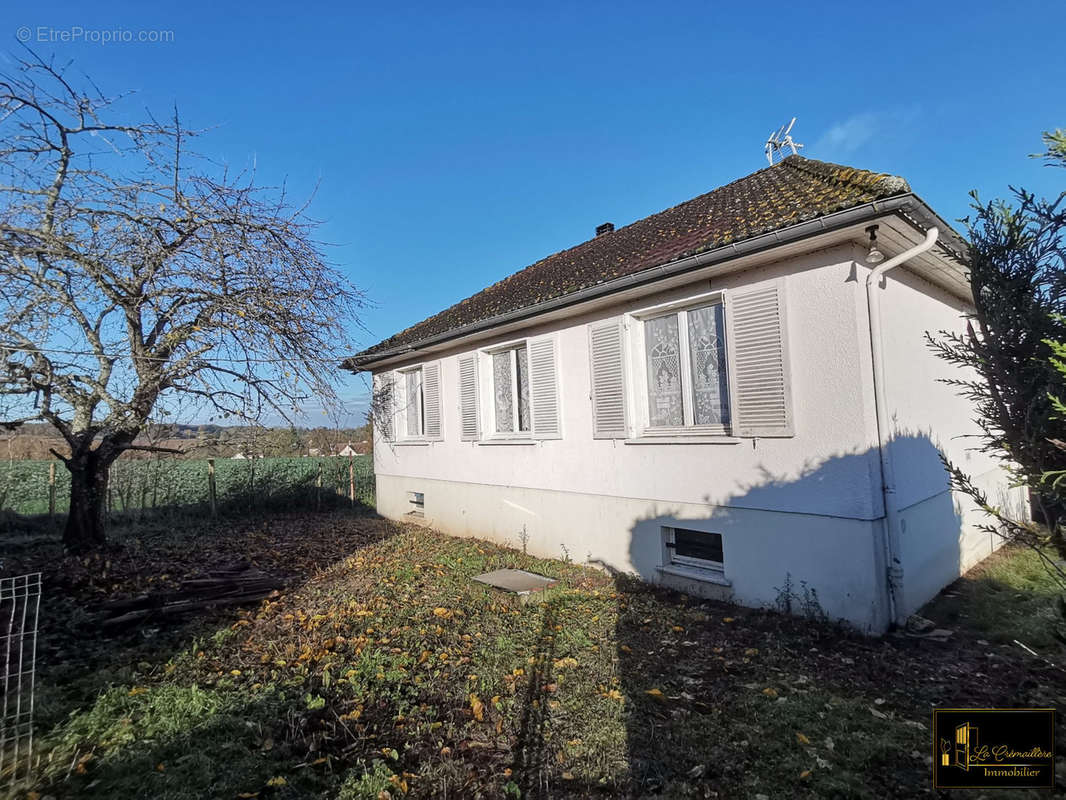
[[0, 455, 374, 516]]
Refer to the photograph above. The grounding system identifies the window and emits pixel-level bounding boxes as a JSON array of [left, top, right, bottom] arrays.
[[593, 283, 791, 441], [408, 491, 425, 516], [639, 299, 730, 431], [490, 345, 531, 435], [667, 527, 724, 572], [383, 362, 441, 442], [461, 338, 560, 442], [400, 367, 424, 438]]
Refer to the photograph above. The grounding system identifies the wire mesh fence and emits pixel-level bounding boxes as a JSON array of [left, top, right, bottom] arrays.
[[0, 456, 375, 523], [0, 572, 41, 795]]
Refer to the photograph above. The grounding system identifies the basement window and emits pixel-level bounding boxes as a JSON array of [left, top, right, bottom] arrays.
[[665, 527, 724, 572], [408, 491, 425, 517]]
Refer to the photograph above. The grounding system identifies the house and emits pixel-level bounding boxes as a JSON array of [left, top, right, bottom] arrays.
[[343, 155, 1027, 633], [336, 443, 359, 457]]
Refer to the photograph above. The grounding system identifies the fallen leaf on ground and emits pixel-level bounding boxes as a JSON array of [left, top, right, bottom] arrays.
[[470, 694, 484, 722]]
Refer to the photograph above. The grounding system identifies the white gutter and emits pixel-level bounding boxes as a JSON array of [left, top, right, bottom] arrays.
[[865, 226, 939, 627]]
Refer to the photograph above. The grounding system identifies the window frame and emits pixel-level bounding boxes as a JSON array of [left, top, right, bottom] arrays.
[[665, 526, 725, 574], [396, 365, 425, 440], [627, 290, 734, 438], [479, 340, 533, 440]]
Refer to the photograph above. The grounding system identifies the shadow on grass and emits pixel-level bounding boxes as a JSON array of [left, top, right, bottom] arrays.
[[511, 596, 560, 798], [39, 681, 369, 799], [21, 510, 398, 797]]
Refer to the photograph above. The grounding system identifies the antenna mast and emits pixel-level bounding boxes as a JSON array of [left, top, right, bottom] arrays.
[[765, 117, 804, 165]]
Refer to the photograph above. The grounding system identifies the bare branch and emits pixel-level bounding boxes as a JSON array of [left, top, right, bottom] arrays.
[[0, 56, 366, 548]]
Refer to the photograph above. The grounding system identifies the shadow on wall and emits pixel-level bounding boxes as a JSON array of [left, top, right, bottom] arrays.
[[622, 432, 967, 632]]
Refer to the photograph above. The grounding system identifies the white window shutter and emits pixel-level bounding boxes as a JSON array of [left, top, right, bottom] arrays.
[[422, 361, 442, 440], [589, 318, 628, 439], [377, 371, 396, 442], [728, 283, 793, 437], [528, 337, 561, 439], [458, 353, 480, 441]]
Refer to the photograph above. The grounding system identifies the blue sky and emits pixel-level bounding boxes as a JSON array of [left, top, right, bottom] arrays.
[[3, 1, 1063, 426]]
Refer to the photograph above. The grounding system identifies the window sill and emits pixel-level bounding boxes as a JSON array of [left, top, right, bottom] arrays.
[[476, 439, 538, 446], [624, 435, 741, 445], [394, 440, 431, 447], [657, 563, 732, 587]]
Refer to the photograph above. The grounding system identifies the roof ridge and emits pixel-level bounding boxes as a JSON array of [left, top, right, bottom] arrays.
[[779, 154, 911, 195]]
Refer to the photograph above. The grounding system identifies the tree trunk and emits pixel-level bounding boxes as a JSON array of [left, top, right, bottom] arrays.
[[63, 450, 111, 552]]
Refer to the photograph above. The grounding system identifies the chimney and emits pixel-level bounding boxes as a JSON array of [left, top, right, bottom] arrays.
[[595, 222, 615, 237]]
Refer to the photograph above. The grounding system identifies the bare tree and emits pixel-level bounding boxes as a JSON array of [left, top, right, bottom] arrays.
[[0, 55, 362, 551]]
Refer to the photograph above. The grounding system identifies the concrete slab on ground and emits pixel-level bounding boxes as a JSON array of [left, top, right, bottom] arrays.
[[472, 568, 557, 603]]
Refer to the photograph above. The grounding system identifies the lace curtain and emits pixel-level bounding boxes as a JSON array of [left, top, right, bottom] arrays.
[[405, 369, 421, 435], [644, 304, 729, 427], [688, 304, 730, 425], [492, 348, 531, 433], [515, 347, 530, 432], [493, 351, 513, 432], [645, 314, 683, 427]]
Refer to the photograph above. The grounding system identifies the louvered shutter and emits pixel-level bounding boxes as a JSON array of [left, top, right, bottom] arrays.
[[458, 353, 480, 441], [528, 337, 561, 439], [589, 318, 628, 438], [422, 362, 442, 440], [376, 371, 396, 442], [728, 283, 793, 437]]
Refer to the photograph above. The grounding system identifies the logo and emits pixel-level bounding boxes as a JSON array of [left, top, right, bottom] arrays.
[[933, 708, 1055, 789]]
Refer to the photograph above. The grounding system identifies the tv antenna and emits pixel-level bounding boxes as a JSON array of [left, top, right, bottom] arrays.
[[765, 117, 804, 165]]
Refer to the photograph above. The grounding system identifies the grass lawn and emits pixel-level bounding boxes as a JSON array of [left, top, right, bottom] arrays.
[[923, 544, 1065, 651], [4, 513, 1064, 798]]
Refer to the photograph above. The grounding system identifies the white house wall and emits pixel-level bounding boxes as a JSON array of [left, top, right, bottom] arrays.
[[376, 246, 881, 516], [371, 240, 1023, 631], [875, 264, 1029, 617], [373, 244, 901, 630]]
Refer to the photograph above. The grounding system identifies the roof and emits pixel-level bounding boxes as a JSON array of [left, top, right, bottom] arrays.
[[346, 155, 914, 368]]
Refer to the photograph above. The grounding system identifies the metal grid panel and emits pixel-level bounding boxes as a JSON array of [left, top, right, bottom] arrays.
[[0, 573, 41, 791]]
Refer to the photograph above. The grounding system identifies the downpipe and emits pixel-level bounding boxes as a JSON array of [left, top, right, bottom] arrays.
[[865, 226, 939, 628]]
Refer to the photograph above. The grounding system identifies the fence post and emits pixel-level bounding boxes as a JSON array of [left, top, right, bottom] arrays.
[[48, 461, 56, 523], [208, 458, 217, 517], [348, 454, 355, 507], [248, 459, 255, 514], [316, 460, 323, 512]]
